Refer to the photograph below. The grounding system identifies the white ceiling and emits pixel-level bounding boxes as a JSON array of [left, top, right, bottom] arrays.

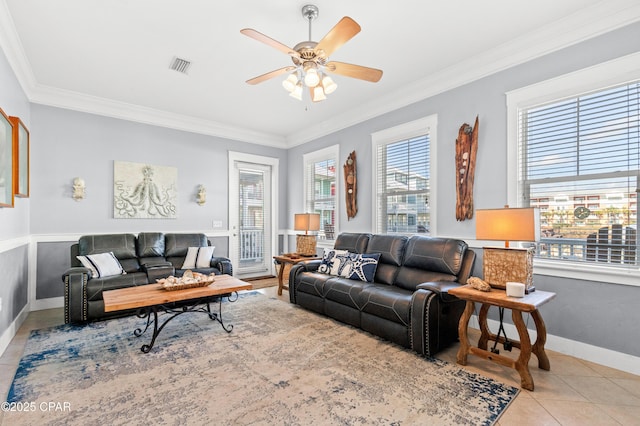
[[1, 0, 639, 148]]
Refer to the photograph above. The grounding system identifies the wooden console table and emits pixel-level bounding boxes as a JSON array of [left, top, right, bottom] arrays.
[[273, 254, 321, 295], [448, 285, 556, 391]]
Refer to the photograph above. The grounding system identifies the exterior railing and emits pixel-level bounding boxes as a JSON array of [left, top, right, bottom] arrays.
[[240, 229, 264, 261], [536, 237, 638, 265], [537, 237, 587, 261]]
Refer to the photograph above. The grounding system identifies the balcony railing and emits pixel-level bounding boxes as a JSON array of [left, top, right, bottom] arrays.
[[537, 238, 587, 261], [536, 237, 638, 265], [240, 229, 264, 262]]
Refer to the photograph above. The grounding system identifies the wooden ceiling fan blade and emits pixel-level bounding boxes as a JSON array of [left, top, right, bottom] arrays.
[[240, 28, 300, 58], [325, 61, 383, 83], [246, 66, 297, 85], [315, 17, 361, 58]]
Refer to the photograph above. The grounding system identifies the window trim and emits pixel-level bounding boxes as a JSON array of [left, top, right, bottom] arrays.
[[506, 52, 640, 287], [371, 114, 438, 236], [303, 144, 339, 245]]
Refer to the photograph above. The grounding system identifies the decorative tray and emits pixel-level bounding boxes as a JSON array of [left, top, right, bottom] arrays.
[[158, 270, 215, 291]]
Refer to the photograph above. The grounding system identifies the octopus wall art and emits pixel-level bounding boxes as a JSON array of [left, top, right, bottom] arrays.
[[113, 161, 177, 219]]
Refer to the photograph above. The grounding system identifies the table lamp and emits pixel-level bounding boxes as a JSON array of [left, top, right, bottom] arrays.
[[294, 213, 321, 256], [476, 206, 540, 293]]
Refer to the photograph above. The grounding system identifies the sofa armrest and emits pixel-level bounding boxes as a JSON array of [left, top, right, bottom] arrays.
[[211, 257, 233, 275], [62, 267, 92, 324], [294, 259, 322, 272], [416, 281, 463, 303], [288, 260, 323, 304]]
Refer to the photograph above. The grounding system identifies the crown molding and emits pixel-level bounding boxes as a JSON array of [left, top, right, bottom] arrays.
[[285, 1, 640, 147], [28, 84, 288, 148], [0, 0, 37, 93]]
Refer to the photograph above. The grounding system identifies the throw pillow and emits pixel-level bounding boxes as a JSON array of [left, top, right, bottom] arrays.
[[77, 252, 126, 278], [182, 246, 216, 269], [338, 252, 381, 283], [318, 249, 349, 275], [196, 246, 215, 268]]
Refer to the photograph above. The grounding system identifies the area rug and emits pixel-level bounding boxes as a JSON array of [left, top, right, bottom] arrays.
[[5, 293, 518, 425]]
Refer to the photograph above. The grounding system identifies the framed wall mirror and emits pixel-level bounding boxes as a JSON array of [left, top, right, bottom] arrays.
[[9, 116, 29, 197], [0, 108, 14, 208]]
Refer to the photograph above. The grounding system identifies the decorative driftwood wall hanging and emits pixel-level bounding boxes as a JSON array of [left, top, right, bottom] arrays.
[[344, 151, 357, 220], [455, 116, 479, 221]]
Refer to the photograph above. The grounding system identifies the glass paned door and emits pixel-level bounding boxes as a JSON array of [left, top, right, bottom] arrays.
[[231, 161, 273, 277]]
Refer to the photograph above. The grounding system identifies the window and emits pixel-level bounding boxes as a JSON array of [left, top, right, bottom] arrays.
[[518, 81, 639, 267], [507, 53, 640, 283], [372, 115, 437, 235], [303, 145, 338, 241]]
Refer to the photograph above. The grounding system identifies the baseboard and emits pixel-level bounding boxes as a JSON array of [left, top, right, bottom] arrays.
[[0, 304, 30, 358], [31, 296, 64, 311], [471, 317, 640, 376]]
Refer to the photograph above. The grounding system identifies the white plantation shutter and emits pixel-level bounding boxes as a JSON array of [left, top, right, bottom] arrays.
[[519, 80, 640, 267], [374, 134, 431, 235], [303, 146, 338, 240]]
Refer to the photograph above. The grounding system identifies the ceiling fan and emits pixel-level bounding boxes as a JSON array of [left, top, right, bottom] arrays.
[[240, 4, 383, 102]]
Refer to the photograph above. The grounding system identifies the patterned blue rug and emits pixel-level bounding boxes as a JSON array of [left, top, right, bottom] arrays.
[[5, 293, 518, 425]]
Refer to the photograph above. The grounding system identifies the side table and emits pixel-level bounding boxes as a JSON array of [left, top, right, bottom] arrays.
[[448, 285, 556, 391], [273, 254, 321, 296]]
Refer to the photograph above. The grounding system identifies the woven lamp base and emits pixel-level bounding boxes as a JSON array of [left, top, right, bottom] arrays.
[[296, 235, 317, 256], [483, 247, 535, 293]]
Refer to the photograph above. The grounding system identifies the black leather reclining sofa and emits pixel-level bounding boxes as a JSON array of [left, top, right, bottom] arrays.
[[289, 233, 475, 356], [62, 232, 232, 324]]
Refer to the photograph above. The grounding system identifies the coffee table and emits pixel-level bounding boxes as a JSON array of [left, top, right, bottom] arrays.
[[103, 274, 252, 353]]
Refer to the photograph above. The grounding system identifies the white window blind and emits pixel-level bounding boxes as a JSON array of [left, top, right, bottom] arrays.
[[304, 146, 338, 240], [374, 135, 430, 234], [519, 80, 639, 267]]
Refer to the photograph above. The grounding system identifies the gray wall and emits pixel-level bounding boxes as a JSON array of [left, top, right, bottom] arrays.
[[28, 104, 288, 299], [0, 41, 30, 337], [287, 22, 640, 358], [30, 105, 288, 234], [0, 246, 28, 335]]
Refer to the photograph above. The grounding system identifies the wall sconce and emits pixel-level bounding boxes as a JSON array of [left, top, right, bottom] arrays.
[[294, 213, 320, 256], [476, 206, 540, 293], [72, 177, 85, 201], [197, 185, 206, 206]]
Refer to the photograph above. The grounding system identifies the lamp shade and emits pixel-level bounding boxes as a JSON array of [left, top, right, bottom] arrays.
[[476, 207, 540, 245], [294, 213, 321, 233], [304, 68, 320, 87]]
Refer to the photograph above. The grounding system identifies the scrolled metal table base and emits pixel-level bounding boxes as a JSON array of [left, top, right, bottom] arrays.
[[133, 292, 238, 353]]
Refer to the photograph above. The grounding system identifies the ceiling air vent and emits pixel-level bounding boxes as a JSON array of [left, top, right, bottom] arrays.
[[169, 57, 191, 74]]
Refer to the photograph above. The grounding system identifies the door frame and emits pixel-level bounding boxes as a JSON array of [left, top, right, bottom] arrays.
[[228, 151, 279, 278]]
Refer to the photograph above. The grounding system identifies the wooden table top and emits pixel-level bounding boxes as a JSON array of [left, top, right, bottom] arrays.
[[273, 254, 321, 264], [103, 274, 252, 312], [448, 285, 556, 312]]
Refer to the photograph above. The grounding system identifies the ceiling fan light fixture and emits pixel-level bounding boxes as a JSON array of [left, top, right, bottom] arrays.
[[290, 82, 303, 100], [241, 4, 382, 101], [282, 73, 298, 92], [304, 68, 320, 87], [322, 75, 337, 94], [312, 85, 327, 102]]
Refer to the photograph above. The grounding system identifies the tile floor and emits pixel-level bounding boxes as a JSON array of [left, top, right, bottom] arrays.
[[1, 285, 639, 425]]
